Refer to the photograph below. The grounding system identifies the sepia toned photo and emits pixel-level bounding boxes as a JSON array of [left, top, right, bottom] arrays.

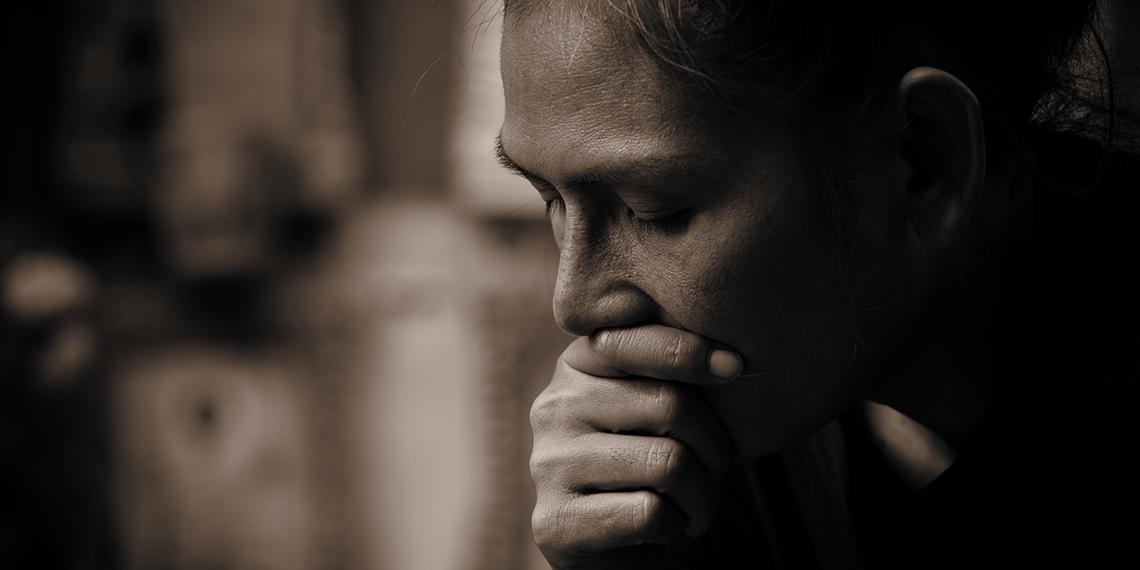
[[3, 1, 1138, 568]]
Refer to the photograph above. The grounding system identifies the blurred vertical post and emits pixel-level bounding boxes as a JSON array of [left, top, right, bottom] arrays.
[[157, 0, 361, 279], [111, 0, 363, 569], [447, 2, 568, 570]]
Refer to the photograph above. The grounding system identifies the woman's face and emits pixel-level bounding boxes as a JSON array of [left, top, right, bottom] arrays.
[[499, 8, 907, 458]]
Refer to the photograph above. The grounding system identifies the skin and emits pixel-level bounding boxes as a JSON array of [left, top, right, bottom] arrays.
[[499, 4, 999, 569]]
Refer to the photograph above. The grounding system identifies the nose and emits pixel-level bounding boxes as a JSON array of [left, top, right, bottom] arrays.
[[551, 221, 655, 337]]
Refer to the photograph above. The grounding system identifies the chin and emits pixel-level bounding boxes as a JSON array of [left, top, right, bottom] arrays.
[[706, 368, 860, 461]]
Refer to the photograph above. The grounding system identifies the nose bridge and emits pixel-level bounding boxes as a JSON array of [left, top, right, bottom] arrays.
[[552, 219, 651, 336]]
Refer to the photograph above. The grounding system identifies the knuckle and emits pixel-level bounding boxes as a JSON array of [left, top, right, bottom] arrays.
[[646, 438, 685, 482], [649, 383, 682, 426], [531, 501, 563, 550], [670, 332, 703, 373], [532, 494, 582, 554], [646, 330, 700, 376], [529, 394, 552, 431], [529, 388, 570, 432], [592, 328, 615, 354], [590, 328, 630, 372], [633, 490, 668, 538], [528, 443, 582, 489], [531, 369, 605, 433], [669, 333, 685, 369], [528, 449, 556, 480]]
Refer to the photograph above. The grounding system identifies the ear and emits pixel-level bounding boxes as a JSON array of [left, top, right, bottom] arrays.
[[893, 66, 985, 250]]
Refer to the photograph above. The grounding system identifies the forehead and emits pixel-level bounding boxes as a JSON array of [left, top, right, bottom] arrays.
[[499, 5, 713, 178]]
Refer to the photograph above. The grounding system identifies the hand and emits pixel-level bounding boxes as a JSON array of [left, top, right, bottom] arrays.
[[529, 325, 743, 569]]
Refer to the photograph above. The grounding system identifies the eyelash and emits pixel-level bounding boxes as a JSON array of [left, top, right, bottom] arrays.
[[544, 196, 563, 218], [628, 207, 693, 233], [543, 196, 691, 233]]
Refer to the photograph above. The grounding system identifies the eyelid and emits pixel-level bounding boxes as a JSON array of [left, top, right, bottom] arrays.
[[627, 207, 694, 232], [525, 178, 560, 203], [499, 156, 690, 227], [521, 177, 561, 218], [497, 151, 555, 189], [544, 196, 564, 218], [527, 175, 556, 192], [630, 208, 686, 221]]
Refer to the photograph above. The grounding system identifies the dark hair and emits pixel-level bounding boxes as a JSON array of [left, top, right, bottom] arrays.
[[503, 0, 1110, 240], [508, 1, 1098, 133]]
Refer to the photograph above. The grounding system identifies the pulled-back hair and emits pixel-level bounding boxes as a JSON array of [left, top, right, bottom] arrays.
[[505, 0, 1100, 138], [502, 0, 1112, 241]]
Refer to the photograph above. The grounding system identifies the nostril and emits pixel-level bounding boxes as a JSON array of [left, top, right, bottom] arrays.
[[552, 285, 657, 338]]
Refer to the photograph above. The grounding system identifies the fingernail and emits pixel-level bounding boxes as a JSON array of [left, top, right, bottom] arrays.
[[708, 350, 743, 379]]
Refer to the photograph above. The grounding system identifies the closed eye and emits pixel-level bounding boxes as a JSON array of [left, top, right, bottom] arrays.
[[627, 207, 694, 234]]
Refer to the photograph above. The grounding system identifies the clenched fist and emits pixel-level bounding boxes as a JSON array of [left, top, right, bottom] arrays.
[[529, 324, 744, 569]]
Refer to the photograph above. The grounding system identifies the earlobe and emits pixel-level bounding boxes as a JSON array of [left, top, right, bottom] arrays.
[[895, 66, 985, 250]]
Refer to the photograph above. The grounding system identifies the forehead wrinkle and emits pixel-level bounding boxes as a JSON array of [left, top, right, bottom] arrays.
[[502, 98, 710, 187], [500, 1, 720, 187], [504, 0, 643, 72], [508, 54, 687, 138]]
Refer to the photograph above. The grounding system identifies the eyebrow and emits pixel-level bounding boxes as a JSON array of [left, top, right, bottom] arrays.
[[494, 130, 707, 190]]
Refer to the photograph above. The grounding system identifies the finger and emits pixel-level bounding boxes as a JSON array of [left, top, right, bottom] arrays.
[[563, 325, 743, 384], [533, 490, 686, 560], [553, 433, 718, 535], [565, 376, 735, 477]]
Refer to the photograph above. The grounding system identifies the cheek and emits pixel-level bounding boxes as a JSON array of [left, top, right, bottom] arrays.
[[662, 178, 843, 365], [653, 180, 864, 458], [698, 237, 862, 458]]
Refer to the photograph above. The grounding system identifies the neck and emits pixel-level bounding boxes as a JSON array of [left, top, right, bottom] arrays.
[[861, 399, 956, 490], [858, 314, 1004, 490], [862, 292, 1008, 458]]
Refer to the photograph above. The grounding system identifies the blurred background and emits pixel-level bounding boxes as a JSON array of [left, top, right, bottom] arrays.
[[1, 0, 562, 568], [3, 1, 1137, 569]]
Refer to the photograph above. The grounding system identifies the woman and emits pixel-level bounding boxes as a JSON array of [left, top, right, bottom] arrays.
[[496, 1, 1138, 567]]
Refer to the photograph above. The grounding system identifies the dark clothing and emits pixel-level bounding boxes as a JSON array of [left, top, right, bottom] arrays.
[[689, 357, 1138, 569], [848, 135, 1140, 569], [845, 386, 1138, 569], [676, 137, 1140, 569], [848, 136, 1139, 569]]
